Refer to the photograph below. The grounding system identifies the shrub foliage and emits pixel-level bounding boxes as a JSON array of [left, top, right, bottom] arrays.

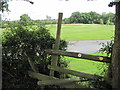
[[2, 24, 67, 89]]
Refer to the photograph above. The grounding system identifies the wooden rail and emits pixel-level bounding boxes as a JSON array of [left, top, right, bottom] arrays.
[[28, 71, 57, 80], [28, 71, 88, 88], [45, 49, 111, 63], [37, 78, 80, 86], [48, 65, 103, 79]]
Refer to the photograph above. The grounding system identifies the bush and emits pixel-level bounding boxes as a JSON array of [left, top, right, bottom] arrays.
[[87, 40, 114, 89], [2, 24, 67, 89], [99, 40, 114, 57]]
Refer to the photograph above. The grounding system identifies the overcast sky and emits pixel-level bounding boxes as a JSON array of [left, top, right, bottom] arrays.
[[2, 0, 115, 20]]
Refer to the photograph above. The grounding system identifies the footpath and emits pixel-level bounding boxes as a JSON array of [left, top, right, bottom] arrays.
[[67, 40, 111, 53]]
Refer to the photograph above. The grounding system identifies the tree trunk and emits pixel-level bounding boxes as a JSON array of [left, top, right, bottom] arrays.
[[111, 2, 120, 89]]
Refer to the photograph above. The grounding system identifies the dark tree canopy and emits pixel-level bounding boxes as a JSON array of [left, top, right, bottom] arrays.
[[0, 0, 34, 12]]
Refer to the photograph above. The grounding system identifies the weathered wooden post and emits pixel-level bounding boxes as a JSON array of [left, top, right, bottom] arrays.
[[50, 13, 63, 77], [111, 0, 120, 89]]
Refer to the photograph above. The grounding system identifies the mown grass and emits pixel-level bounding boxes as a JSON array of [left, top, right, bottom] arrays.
[[64, 53, 109, 76], [47, 24, 114, 41]]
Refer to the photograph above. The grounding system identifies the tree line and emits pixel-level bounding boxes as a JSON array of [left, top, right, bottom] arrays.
[[1, 11, 115, 28], [63, 11, 115, 25]]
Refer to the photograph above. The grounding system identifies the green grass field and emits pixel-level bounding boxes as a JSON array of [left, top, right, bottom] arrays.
[[47, 24, 115, 41], [64, 53, 109, 76]]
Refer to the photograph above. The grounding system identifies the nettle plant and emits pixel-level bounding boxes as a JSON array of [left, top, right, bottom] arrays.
[[2, 23, 67, 88]]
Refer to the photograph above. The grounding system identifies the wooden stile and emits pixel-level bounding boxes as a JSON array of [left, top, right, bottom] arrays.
[[27, 12, 111, 89]]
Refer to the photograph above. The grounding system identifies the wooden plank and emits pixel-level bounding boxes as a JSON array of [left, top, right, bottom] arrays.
[[45, 49, 111, 63], [50, 13, 63, 76], [28, 71, 58, 80], [28, 71, 88, 88], [38, 80, 87, 88], [24, 52, 39, 72], [37, 78, 80, 86], [37, 78, 93, 88], [62, 82, 87, 88], [48, 65, 103, 79]]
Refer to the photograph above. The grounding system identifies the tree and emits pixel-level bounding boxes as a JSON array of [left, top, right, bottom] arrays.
[[19, 14, 32, 26], [46, 15, 52, 20], [0, 1, 9, 12], [69, 11, 81, 23], [101, 12, 115, 25], [111, 2, 120, 88], [99, 19, 104, 24], [106, 19, 111, 25], [0, 0, 34, 12], [66, 11, 115, 24], [63, 18, 70, 24]]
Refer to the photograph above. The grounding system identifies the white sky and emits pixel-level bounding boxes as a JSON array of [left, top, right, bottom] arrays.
[[2, 0, 115, 20]]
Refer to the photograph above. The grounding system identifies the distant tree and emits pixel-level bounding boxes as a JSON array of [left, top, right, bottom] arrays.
[[101, 12, 115, 24], [65, 11, 115, 25], [46, 15, 52, 20], [106, 19, 111, 25], [19, 14, 32, 26], [106, 13, 115, 24], [89, 11, 101, 24], [69, 11, 81, 23], [99, 19, 104, 24], [63, 18, 70, 24]]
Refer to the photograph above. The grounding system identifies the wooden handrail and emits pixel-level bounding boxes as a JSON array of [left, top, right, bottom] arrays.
[[45, 49, 111, 63], [48, 65, 103, 79]]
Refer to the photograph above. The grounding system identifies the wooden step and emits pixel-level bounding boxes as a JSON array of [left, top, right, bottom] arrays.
[[37, 78, 80, 86], [28, 71, 57, 80], [28, 71, 88, 88]]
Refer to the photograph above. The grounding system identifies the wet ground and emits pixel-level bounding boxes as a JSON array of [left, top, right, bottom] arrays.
[[67, 40, 112, 54]]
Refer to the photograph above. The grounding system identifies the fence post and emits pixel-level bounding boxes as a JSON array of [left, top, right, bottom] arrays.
[[50, 13, 63, 77]]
